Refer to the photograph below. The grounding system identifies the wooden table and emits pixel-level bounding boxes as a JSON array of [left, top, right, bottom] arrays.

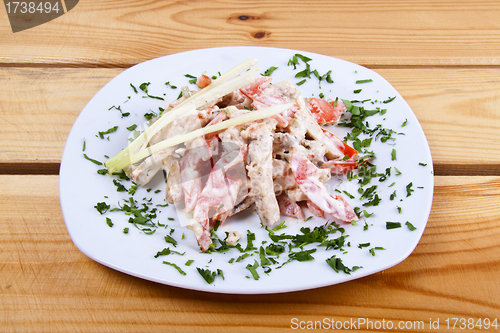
[[1, 1, 499, 332]]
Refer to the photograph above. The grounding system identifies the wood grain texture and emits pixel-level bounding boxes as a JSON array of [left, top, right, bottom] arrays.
[[2, 67, 500, 174], [1, 0, 500, 67], [0, 175, 499, 332]]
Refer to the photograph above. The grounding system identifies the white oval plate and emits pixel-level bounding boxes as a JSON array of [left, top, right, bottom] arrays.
[[60, 47, 434, 294]]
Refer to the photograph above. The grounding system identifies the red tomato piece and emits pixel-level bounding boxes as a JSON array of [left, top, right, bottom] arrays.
[[321, 128, 358, 159], [306, 200, 325, 218], [307, 97, 346, 125], [196, 74, 212, 88], [277, 193, 305, 221], [239, 76, 272, 99], [320, 160, 358, 175]]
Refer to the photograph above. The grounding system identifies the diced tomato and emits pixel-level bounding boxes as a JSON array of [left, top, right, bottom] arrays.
[[321, 128, 358, 159], [307, 97, 346, 125], [240, 77, 289, 126], [239, 76, 272, 99], [306, 200, 325, 218], [277, 193, 305, 221], [320, 160, 358, 175], [196, 74, 212, 89]]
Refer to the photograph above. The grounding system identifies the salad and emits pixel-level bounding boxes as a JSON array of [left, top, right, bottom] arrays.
[[71, 49, 433, 291], [104, 59, 362, 252]]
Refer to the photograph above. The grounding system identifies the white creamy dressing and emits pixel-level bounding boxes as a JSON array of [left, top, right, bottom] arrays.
[[302, 173, 346, 220], [186, 219, 204, 237]]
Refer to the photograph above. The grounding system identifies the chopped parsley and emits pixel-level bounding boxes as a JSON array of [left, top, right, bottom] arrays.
[[130, 83, 138, 93], [326, 255, 362, 274], [165, 81, 177, 89], [196, 267, 223, 284], [287, 53, 312, 69], [94, 202, 110, 215], [83, 153, 102, 166], [383, 96, 396, 103], [154, 247, 185, 258], [369, 247, 386, 256], [406, 182, 414, 197], [98, 126, 118, 139], [244, 231, 257, 251], [386, 222, 402, 229], [163, 262, 186, 276], [246, 260, 260, 280], [405, 221, 417, 231], [109, 105, 129, 118], [262, 66, 278, 76], [362, 194, 381, 207], [185, 74, 197, 84], [112, 179, 127, 192], [164, 235, 177, 247], [144, 111, 157, 121], [271, 220, 287, 232], [288, 249, 316, 262]]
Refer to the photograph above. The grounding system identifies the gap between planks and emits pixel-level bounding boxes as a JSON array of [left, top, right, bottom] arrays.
[[2, 61, 500, 70], [1, 163, 499, 177]]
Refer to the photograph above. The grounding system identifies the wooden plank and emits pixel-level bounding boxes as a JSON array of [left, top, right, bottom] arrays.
[[0, 67, 123, 165], [1, 0, 500, 67], [1, 67, 500, 174], [1, 175, 499, 332], [379, 68, 500, 175]]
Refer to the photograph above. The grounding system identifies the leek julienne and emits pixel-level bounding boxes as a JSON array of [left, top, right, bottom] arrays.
[[104, 59, 259, 173]]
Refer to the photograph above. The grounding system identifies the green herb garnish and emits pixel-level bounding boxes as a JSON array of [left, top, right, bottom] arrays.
[[164, 262, 186, 276], [405, 221, 417, 231], [386, 222, 402, 229], [94, 202, 110, 215], [369, 247, 386, 256], [406, 182, 414, 197], [246, 260, 260, 280], [83, 153, 102, 165], [98, 126, 118, 139], [262, 66, 278, 76]]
